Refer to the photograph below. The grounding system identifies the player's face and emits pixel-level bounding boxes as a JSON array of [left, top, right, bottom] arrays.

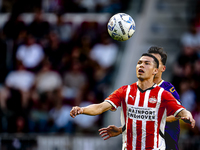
[[151, 53, 166, 78], [136, 56, 158, 80]]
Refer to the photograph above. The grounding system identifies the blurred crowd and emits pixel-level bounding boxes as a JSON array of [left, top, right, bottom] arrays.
[[0, 0, 129, 13], [171, 0, 200, 141], [0, 0, 131, 135]]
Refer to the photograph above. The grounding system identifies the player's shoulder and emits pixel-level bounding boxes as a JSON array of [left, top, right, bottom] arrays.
[[154, 84, 171, 94], [160, 80, 175, 88], [116, 85, 129, 93], [120, 83, 136, 90]]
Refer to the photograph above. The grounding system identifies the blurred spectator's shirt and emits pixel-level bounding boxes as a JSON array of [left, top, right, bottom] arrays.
[[36, 71, 62, 93], [181, 32, 200, 47], [49, 105, 72, 128], [53, 23, 73, 42], [5, 70, 35, 91], [180, 90, 196, 112], [16, 44, 44, 68], [62, 71, 86, 99], [90, 43, 118, 68], [73, 101, 99, 128]]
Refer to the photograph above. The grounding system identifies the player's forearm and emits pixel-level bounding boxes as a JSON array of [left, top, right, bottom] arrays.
[[177, 109, 190, 118], [176, 109, 195, 128], [166, 115, 178, 122], [82, 102, 112, 115]]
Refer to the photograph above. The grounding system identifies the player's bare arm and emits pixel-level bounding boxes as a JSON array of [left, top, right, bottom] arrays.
[[176, 109, 195, 128], [99, 125, 122, 140], [166, 115, 179, 122], [70, 101, 112, 118]]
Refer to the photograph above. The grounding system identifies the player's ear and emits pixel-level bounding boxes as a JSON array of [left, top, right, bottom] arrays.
[[161, 65, 166, 72], [153, 68, 158, 75]]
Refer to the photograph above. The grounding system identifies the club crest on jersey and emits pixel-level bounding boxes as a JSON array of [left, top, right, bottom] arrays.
[[148, 97, 157, 103]]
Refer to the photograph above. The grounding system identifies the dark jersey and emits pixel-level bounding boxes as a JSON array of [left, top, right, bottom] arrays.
[[158, 80, 181, 150]]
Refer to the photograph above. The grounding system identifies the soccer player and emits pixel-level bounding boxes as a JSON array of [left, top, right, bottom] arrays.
[[99, 47, 182, 150], [70, 52, 195, 150]]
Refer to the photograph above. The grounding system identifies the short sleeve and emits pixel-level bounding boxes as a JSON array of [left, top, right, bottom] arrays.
[[162, 90, 185, 116], [105, 85, 127, 111]]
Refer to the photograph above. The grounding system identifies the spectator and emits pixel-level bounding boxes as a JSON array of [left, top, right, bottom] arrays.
[[90, 33, 118, 70], [29, 60, 63, 133], [51, 13, 74, 43], [62, 60, 87, 104], [28, 95, 50, 133], [49, 97, 73, 133], [90, 33, 119, 91], [73, 100, 99, 133], [44, 31, 67, 71], [181, 23, 200, 55], [28, 9, 50, 40], [179, 79, 196, 112], [3, 13, 26, 40], [16, 34, 45, 72], [35, 61, 62, 98], [5, 61, 35, 108]]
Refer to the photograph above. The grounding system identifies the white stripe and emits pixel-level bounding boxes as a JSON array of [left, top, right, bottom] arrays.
[[124, 85, 130, 149], [160, 109, 166, 134], [105, 100, 117, 110], [134, 88, 140, 107], [141, 90, 150, 149], [141, 120, 146, 150], [132, 87, 140, 149], [121, 105, 126, 150], [125, 85, 130, 104], [154, 88, 164, 149], [174, 108, 185, 117], [144, 90, 150, 108]]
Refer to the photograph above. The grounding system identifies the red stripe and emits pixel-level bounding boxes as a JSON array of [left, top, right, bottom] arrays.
[[127, 118, 133, 150], [146, 121, 155, 149], [138, 92, 145, 107], [122, 99, 127, 124], [136, 120, 142, 149], [126, 84, 137, 150]]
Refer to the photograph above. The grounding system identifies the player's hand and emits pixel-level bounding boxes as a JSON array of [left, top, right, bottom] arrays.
[[181, 115, 195, 128], [99, 125, 122, 140], [70, 106, 83, 118]]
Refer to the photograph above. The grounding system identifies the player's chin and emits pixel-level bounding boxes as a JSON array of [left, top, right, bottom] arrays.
[[137, 75, 144, 80]]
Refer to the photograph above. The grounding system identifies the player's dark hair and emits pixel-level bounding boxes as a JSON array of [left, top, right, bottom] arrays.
[[147, 46, 167, 65], [141, 53, 159, 68]]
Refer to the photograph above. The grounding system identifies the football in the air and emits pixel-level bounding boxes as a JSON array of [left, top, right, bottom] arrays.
[[107, 13, 135, 41]]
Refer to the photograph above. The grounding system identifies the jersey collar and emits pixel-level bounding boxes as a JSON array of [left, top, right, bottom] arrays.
[[136, 82, 157, 93], [157, 79, 164, 86]]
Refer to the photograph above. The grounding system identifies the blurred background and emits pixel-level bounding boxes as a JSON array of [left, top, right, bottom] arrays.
[[0, 0, 200, 149]]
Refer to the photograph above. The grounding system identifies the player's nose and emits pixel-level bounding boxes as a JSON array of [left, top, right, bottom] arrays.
[[139, 63, 144, 68]]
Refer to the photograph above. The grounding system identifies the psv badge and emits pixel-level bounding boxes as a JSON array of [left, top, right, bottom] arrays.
[[148, 97, 157, 104]]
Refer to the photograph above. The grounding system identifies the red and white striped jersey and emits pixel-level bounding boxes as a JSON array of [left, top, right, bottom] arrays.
[[105, 82, 184, 150]]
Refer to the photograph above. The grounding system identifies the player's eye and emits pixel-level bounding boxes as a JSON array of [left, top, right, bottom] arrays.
[[137, 61, 142, 64]]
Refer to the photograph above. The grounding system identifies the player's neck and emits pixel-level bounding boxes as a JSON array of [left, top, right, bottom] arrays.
[[153, 76, 162, 84], [138, 79, 155, 91]]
